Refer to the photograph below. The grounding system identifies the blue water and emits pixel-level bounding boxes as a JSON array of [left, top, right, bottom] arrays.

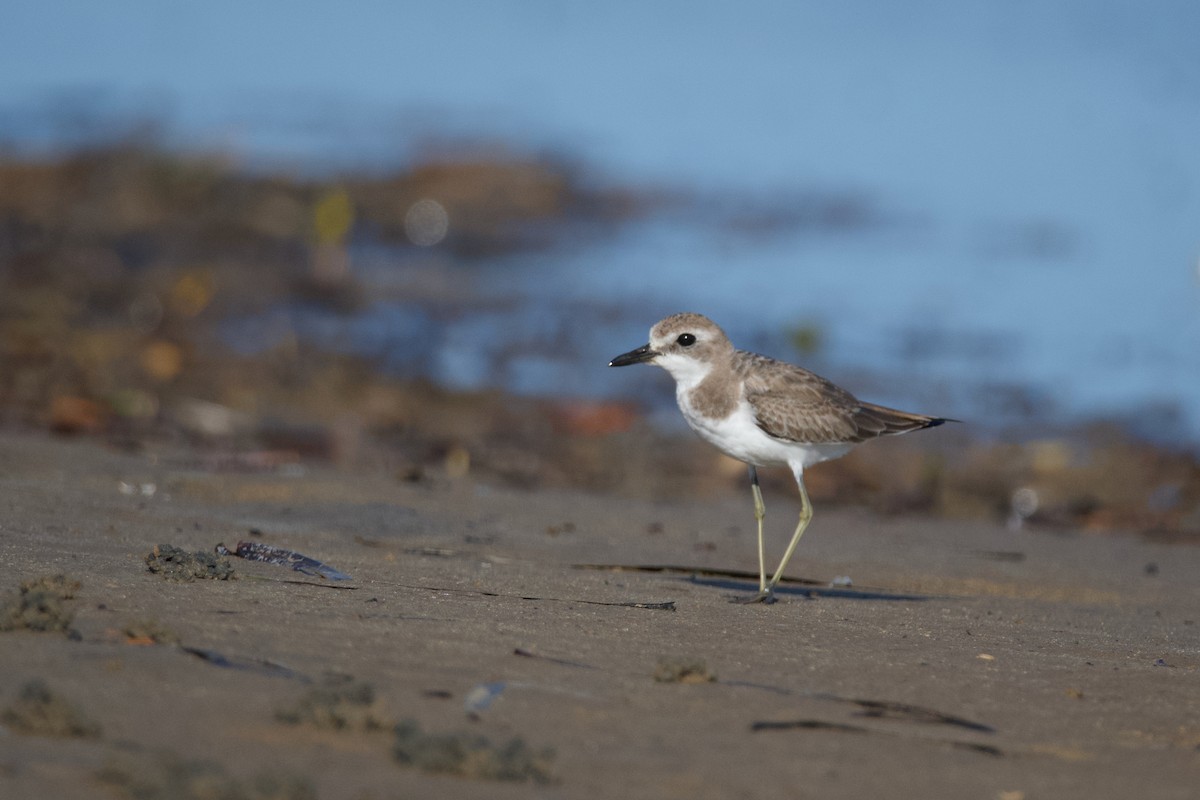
[[4, 1, 1200, 440]]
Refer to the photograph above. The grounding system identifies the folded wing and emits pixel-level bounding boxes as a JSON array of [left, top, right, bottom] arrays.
[[738, 351, 948, 444]]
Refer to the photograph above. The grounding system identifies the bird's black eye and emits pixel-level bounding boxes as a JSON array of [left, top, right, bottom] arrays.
[[676, 333, 696, 347]]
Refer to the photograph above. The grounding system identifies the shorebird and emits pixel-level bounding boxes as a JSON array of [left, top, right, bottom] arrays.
[[609, 312, 951, 603]]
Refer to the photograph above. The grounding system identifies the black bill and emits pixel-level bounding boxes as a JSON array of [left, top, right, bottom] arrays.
[[608, 343, 658, 367]]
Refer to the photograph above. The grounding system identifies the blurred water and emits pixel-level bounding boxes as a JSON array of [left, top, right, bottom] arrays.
[[3, 1, 1200, 440]]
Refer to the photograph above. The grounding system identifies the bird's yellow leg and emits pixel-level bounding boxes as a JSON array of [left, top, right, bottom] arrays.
[[749, 465, 767, 593], [732, 465, 776, 603], [765, 471, 812, 592]]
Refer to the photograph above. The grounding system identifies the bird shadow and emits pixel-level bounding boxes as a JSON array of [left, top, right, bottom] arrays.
[[571, 563, 929, 602], [684, 575, 930, 602]]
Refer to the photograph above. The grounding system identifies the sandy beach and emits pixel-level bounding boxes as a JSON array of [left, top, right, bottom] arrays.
[[5, 7, 1200, 797], [1, 429, 1197, 799]]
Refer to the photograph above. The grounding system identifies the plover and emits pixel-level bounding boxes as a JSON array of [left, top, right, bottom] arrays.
[[609, 312, 951, 603]]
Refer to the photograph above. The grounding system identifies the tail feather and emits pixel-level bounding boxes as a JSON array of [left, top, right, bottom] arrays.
[[853, 402, 957, 441]]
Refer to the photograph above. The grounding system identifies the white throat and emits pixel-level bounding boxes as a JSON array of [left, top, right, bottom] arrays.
[[654, 352, 713, 391]]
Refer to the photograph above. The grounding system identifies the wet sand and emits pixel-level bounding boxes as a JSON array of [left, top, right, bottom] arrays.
[[1, 430, 1197, 799]]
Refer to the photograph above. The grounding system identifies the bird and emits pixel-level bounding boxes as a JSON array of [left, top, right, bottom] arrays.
[[609, 312, 952, 603]]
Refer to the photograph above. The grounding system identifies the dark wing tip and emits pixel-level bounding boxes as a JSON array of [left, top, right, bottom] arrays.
[[851, 403, 960, 441]]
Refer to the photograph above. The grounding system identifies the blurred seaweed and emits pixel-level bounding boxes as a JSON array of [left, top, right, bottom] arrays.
[[0, 139, 642, 429], [1, 141, 1198, 540]]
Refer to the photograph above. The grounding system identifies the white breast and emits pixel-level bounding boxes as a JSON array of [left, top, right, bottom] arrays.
[[677, 387, 851, 471]]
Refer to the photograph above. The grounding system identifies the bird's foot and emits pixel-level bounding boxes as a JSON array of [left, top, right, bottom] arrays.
[[731, 588, 776, 605]]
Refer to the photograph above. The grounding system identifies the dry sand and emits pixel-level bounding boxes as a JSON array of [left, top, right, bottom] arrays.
[[1, 430, 1197, 799]]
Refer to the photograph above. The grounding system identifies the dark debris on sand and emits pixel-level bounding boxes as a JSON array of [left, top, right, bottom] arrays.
[[392, 718, 556, 784], [653, 656, 717, 684], [0, 574, 81, 633], [275, 675, 386, 731], [98, 755, 317, 800], [122, 619, 182, 645], [1, 679, 101, 739], [145, 544, 235, 581]]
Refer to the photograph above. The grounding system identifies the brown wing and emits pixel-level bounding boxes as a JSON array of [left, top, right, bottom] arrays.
[[738, 351, 948, 444]]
